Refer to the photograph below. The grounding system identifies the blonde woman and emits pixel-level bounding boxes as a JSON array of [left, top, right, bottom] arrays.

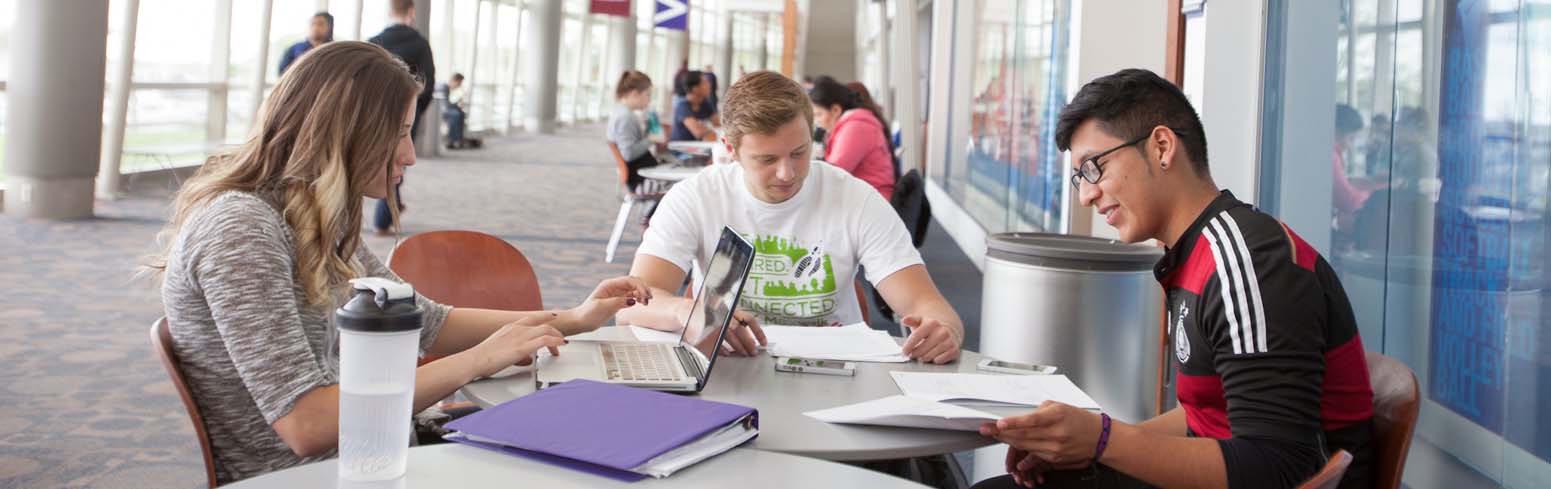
[[150, 42, 651, 484]]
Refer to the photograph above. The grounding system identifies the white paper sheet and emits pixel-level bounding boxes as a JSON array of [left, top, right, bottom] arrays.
[[889, 372, 1102, 410], [761, 323, 909, 362], [804, 395, 1001, 432]]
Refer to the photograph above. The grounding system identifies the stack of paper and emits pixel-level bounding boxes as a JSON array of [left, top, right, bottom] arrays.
[[804, 372, 1103, 431], [761, 323, 908, 362], [804, 395, 999, 432], [889, 372, 1102, 410]]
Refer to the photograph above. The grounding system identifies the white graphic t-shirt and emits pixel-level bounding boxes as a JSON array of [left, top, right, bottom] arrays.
[[638, 161, 923, 326]]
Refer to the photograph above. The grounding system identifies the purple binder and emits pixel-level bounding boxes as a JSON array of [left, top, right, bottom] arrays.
[[444, 379, 759, 481]]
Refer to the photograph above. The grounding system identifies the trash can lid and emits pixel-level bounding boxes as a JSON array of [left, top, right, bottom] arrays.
[[987, 232, 1161, 271]]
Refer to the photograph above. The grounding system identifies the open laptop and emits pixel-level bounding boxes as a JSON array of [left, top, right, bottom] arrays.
[[536, 226, 755, 392]]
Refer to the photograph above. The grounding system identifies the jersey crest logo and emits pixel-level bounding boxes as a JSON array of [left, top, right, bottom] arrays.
[[1174, 302, 1191, 364]]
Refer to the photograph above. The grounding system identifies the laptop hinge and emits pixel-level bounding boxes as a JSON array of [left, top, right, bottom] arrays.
[[676, 346, 706, 381]]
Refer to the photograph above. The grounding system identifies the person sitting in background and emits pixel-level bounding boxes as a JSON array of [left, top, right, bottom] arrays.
[[438, 73, 478, 149], [973, 68, 1374, 489], [608, 70, 665, 196], [617, 71, 964, 365], [809, 77, 897, 200], [277, 12, 333, 75], [670, 71, 720, 142], [1332, 104, 1371, 237], [149, 41, 651, 485]]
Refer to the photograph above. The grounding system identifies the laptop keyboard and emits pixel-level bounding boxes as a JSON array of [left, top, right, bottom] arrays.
[[600, 343, 687, 382]]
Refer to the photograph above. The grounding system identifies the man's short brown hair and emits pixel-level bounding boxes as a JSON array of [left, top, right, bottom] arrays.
[[391, 0, 414, 15], [721, 71, 813, 150]]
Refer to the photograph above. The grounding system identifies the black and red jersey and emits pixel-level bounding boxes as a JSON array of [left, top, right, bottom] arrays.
[[1154, 191, 1374, 489]]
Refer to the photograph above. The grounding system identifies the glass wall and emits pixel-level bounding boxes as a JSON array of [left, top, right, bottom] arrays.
[[937, 0, 1072, 234], [1273, 0, 1550, 486]]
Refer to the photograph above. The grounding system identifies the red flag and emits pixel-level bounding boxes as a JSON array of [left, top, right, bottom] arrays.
[[591, 0, 631, 17]]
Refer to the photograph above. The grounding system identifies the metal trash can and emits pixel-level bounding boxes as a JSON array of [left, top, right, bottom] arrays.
[[971, 233, 1165, 482], [979, 232, 1165, 421]]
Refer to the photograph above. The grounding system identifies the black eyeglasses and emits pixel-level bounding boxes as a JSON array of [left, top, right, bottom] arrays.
[[1069, 135, 1148, 190]]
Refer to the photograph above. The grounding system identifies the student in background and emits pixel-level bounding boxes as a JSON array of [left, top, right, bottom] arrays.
[[278, 12, 333, 75], [809, 77, 897, 199], [368, 0, 435, 234], [609, 70, 665, 195], [618, 71, 963, 365], [973, 68, 1374, 489], [150, 42, 650, 485], [670, 71, 720, 142], [439, 73, 474, 149]]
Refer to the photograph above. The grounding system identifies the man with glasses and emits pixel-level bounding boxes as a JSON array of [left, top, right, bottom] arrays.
[[973, 69, 1374, 489]]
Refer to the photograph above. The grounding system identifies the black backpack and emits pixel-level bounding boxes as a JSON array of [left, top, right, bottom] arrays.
[[890, 169, 931, 248]]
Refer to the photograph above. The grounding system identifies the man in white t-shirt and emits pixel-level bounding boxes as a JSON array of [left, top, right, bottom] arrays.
[[618, 71, 964, 364]]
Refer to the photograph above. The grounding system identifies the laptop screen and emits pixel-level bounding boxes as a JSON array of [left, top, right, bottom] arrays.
[[680, 227, 756, 364]]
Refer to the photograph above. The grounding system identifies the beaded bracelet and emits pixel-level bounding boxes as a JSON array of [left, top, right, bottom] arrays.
[[1092, 412, 1112, 462]]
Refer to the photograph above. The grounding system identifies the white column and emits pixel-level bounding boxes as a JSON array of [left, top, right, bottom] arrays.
[[1198, 0, 1264, 203], [756, 14, 770, 70], [3, 0, 111, 218], [524, 0, 562, 133], [503, 3, 526, 134], [207, 0, 233, 145], [596, 16, 615, 119], [466, 0, 484, 129], [892, 0, 920, 176], [440, 0, 455, 67], [316, 0, 329, 11], [574, 14, 594, 122], [717, 7, 733, 99], [606, 13, 637, 101], [246, 0, 275, 127], [351, 0, 364, 40], [871, 1, 890, 114], [97, 0, 140, 199]]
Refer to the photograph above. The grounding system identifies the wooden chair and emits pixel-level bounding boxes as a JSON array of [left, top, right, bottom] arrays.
[[605, 142, 668, 263], [1298, 450, 1353, 489], [1367, 351, 1421, 489], [150, 317, 219, 488], [389, 230, 543, 369], [387, 230, 543, 312]]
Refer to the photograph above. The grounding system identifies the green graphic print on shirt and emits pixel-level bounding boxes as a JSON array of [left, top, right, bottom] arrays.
[[740, 234, 840, 326]]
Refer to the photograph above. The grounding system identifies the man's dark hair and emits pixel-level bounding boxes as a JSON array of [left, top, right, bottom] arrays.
[[678, 70, 704, 97], [450, 73, 464, 82], [1335, 104, 1364, 136], [1055, 68, 1209, 175]]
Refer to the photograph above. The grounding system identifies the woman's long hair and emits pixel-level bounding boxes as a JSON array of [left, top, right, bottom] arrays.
[[809, 76, 893, 153], [148, 41, 421, 307]]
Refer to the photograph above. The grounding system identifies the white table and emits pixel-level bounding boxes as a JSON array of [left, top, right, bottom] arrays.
[[667, 140, 718, 155], [461, 327, 1023, 462], [638, 165, 703, 182], [223, 444, 932, 488]]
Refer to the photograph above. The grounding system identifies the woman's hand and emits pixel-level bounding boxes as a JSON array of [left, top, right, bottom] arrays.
[[460, 321, 566, 379], [567, 276, 653, 332]]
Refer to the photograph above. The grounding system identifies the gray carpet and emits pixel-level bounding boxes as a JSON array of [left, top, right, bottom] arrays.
[[0, 124, 986, 488]]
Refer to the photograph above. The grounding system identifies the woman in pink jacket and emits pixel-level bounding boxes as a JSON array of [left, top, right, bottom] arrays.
[[810, 77, 897, 200]]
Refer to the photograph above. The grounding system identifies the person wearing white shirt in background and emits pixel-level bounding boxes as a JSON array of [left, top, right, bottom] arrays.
[[616, 71, 965, 364]]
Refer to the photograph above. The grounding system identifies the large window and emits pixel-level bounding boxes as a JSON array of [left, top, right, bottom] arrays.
[[937, 0, 1072, 234], [1271, 0, 1551, 486]]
